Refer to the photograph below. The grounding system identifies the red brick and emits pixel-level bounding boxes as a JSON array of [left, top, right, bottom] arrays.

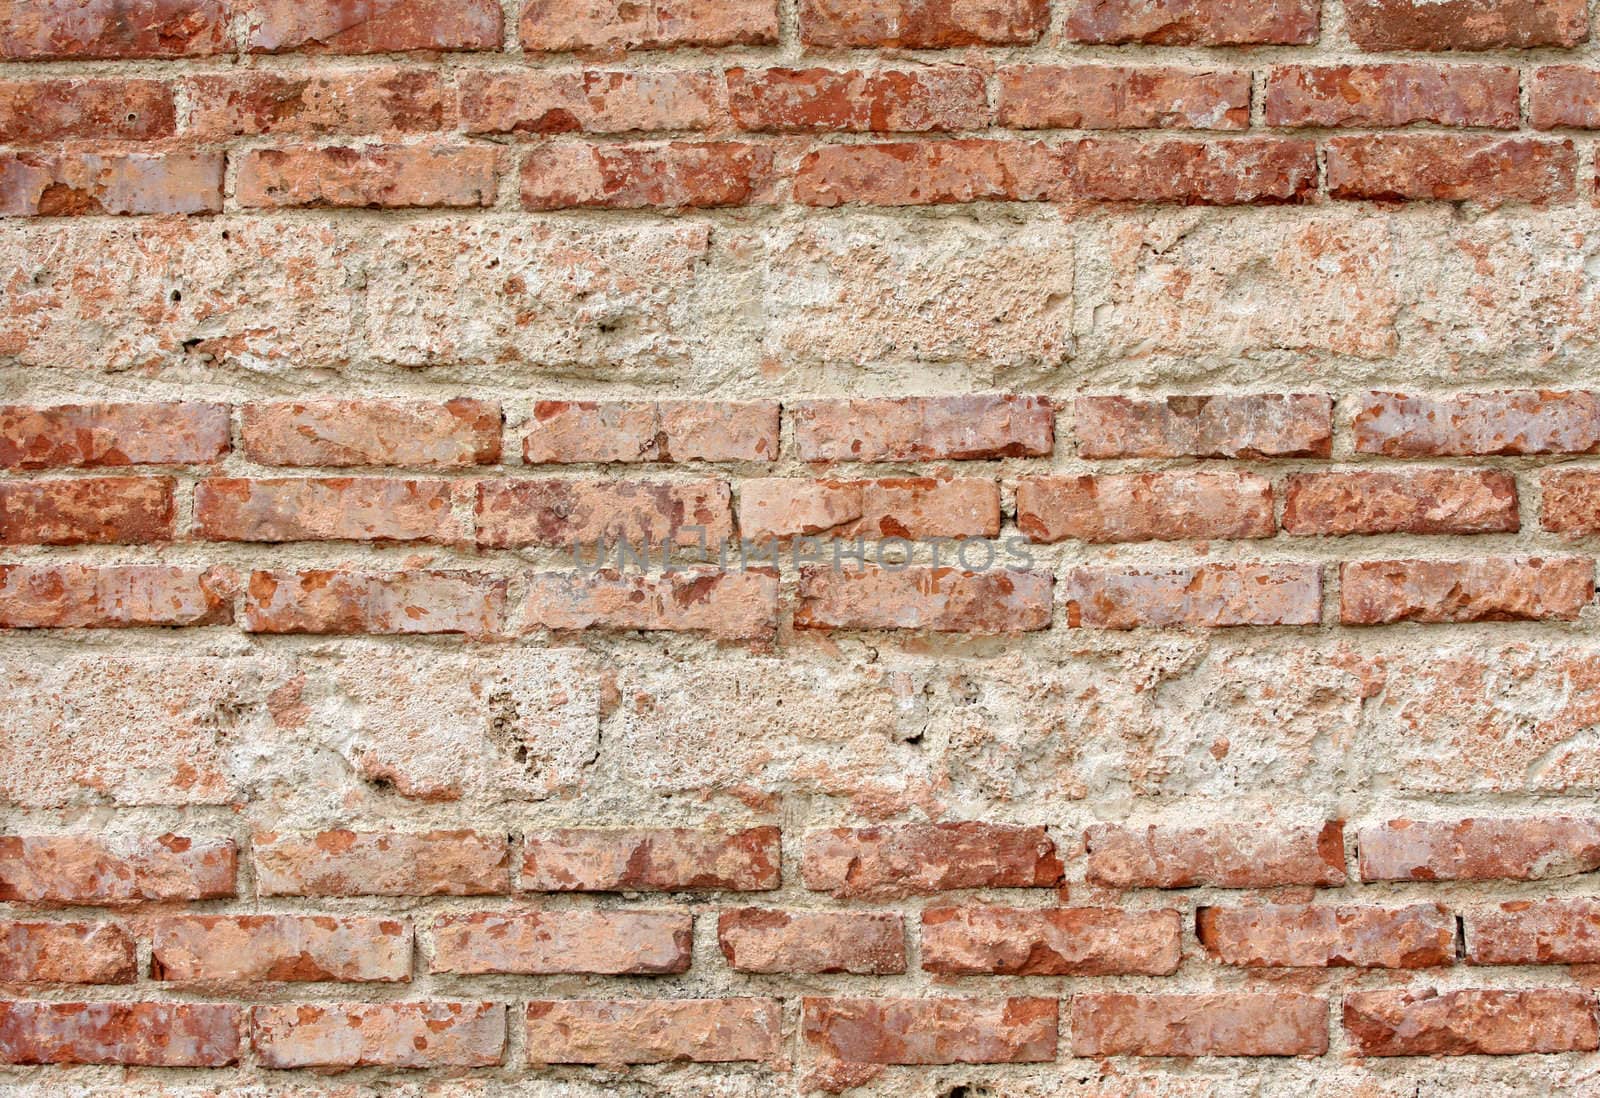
[[0, 152, 222, 217], [0, 1002, 240, 1066], [718, 910, 906, 974], [241, 399, 501, 467], [1198, 904, 1455, 968], [1341, 557, 1593, 625], [1532, 66, 1600, 129], [521, 827, 780, 892], [922, 907, 1182, 976], [729, 67, 988, 133], [0, 923, 135, 984], [795, 139, 1060, 207], [0, 835, 236, 905], [1265, 64, 1520, 129], [523, 400, 777, 463], [151, 915, 411, 984], [431, 911, 691, 975], [1467, 899, 1600, 965], [1017, 472, 1274, 544], [462, 70, 718, 135], [522, 141, 775, 210], [0, 79, 175, 142], [1343, 0, 1588, 50], [1357, 391, 1600, 457], [1327, 136, 1576, 205], [526, 999, 781, 1064], [1086, 821, 1346, 889], [0, 0, 229, 59], [0, 478, 174, 546], [0, 403, 229, 470], [254, 830, 511, 897], [796, 395, 1053, 462], [475, 478, 733, 549], [800, 0, 1046, 46], [520, 0, 779, 51], [797, 567, 1054, 634], [244, 569, 506, 637], [1076, 137, 1317, 205], [802, 997, 1057, 1064], [519, 569, 777, 641], [1063, 0, 1318, 44], [803, 823, 1063, 900], [999, 66, 1250, 130], [237, 145, 498, 209], [186, 70, 446, 138], [1062, 563, 1322, 629], [1344, 988, 1599, 1056], [1359, 817, 1600, 882], [1283, 471, 1519, 536], [1075, 394, 1332, 459], [194, 477, 466, 543], [739, 477, 1000, 541], [253, 1001, 505, 1069], [1542, 469, 1600, 533], [247, 0, 504, 53], [0, 564, 234, 629], [1073, 993, 1328, 1057]]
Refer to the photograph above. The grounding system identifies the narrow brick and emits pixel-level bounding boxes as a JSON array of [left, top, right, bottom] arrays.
[[0, 152, 222, 217], [523, 400, 778, 464], [0, 564, 234, 629], [462, 70, 718, 135], [922, 907, 1182, 976], [0, 403, 229, 470], [1086, 821, 1346, 889], [0, 923, 135, 984], [998, 66, 1250, 130], [476, 478, 733, 550], [253, 1002, 505, 1069], [1198, 904, 1455, 968], [0, 79, 176, 143], [1283, 471, 1519, 536], [521, 828, 780, 892], [519, 570, 777, 641], [1063, 0, 1319, 44], [803, 823, 1063, 900], [0, 478, 173, 546], [522, 142, 774, 210], [194, 477, 466, 543], [254, 831, 511, 897], [245, 569, 505, 637], [1357, 391, 1600, 457], [1326, 136, 1576, 205], [1467, 899, 1600, 965], [799, 0, 1048, 46], [1076, 137, 1317, 205], [1343, 0, 1589, 51], [795, 395, 1053, 462], [802, 997, 1057, 1064], [520, 0, 779, 52], [1541, 469, 1600, 533], [1340, 557, 1593, 625], [151, 915, 411, 984], [241, 399, 500, 467], [431, 911, 691, 975], [0, 836, 235, 906], [796, 567, 1054, 634], [729, 67, 989, 133], [1075, 394, 1332, 459], [1345, 989, 1599, 1056], [1073, 993, 1328, 1057], [0, 0, 230, 59], [1062, 563, 1322, 629], [1265, 64, 1520, 129], [526, 999, 781, 1064], [718, 910, 906, 974], [0, 1002, 240, 1066], [739, 478, 1000, 541], [795, 139, 1061, 207], [237, 145, 497, 209], [1016, 472, 1274, 544], [1532, 67, 1600, 129], [1359, 817, 1600, 882], [185, 70, 446, 138], [247, 0, 504, 53]]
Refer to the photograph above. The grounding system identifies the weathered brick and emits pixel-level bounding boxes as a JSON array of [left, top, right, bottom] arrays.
[[1343, 0, 1589, 50], [185, 70, 446, 138], [802, 997, 1057, 1064], [0, 403, 229, 470], [1341, 557, 1593, 625], [739, 477, 1000, 541], [476, 478, 732, 549], [1016, 472, 1274, 544], [1327, 137, 1576, 205], [1344, 989, 1600, 1056], [194, 477, 466, 543], [431, 911, 691, 975], [1532, 67, 1600, 129], [718, 910, 906, 974], [462, 70, 718, 135], [254, 831, 511, 897], [0, 478, 173, 546], [1197, 904, 1455, 968], [1086, 821, 1346, 889], [1062, 563, 1322, 629], [1467, 899, 1600, 965], [253, 1002, 505, 1069], [999, 66, 1250, 130], [797, 567, 1054, 634], [803, 823, 1063, 900], [1076, 137, 1317, 205], [519, 570, 777, 641], [244, 570, 505, 637], [0, 79, 176, 143], [522, 142, 774, 210], [795, 396, 1053, 462], [0, 564, 234, 629], [729, 67, 988, 133], [0, 835, 236, 905], [1063, 0, 1318, 44], [241, 399, 501, 467], [1359, 817, 1600, 882], [0, 923, 135, 984], [922, 907, 1182, 976], [1075, 394, 1332, 459], [520, 0, 779, 51], [237, 145, 498, 209], [1266, 64, 1520, 129], [1073, 993, 1328, 1057], [800, 0, 1047, 46], [0, 152, 222, 217], [0, 0, 230, 59], [247, 0, 504, 53], [1283, 471, 1519, 536], [151, 915, 411, 984], [526, 999, 781, 1064], [521, 827, 780, 892], [523, 400, 777, 464], [1542, 470, 1600, 533], [0, 1002, 240, 1066], [1357, 391, 1600, 457], [796, 139, 1060, 207]]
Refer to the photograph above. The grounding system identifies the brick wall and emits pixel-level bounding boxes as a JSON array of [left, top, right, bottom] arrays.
[[2, 0, 1600, 1095]]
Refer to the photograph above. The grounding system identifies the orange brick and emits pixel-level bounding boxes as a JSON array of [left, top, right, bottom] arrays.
[[1283, 470, 1519, 536], [1076, 137, 1317, 205], [237, 145, 498, 209], [0, 564, 234, 629], [0, 79, 176, 142], [799, 0, 1048, 46], [0, 152, 222, 216], [1327, 136, 1576, 204], [0, 0, 230, 59], [526, 999, 781, 1064], [729, 67, 989, 133], [0, 478, 174, 546], [796, 567, 1054, 634], [253, 831, 511, 897], [244, 570, 505, 637], [475, 478, 733, 549], [804, 823, 1063, 900], [1063, 0, 1318, 44], [520, 0, 779, 51], [1359, 817, 1600, 882], [431, 911, 691, 975], [194, 477, 467, 543], [1086, 821, 1346, 889], [522, 142, 775, 210], [0, 403, 228, 470], [241, 399, 501, 467], [1016, 472, 1274, 543], [1075, 394, 1332, 459], [247, 0, 504, 53], [518, 569, 777, 641], [461, 70, 719, 134], [185, 70, 446, 138], [1266, 64, 1520, 128], [922, 907, 1182, 976], [0, 1002, 240, 1065], [794, 395, 1053, 461], [1345, 988, 1599, 1056], [0, 835, 236, 906], [0, 922, 135, 984], [1343, 0, 1588, 50], [1073, 993, 1328, 1056], [521, 827, 780, 892], [803, 997, 1057, 1064], [252, 1001, 505, 1069], [1062, 563, 1321, 629], [999, 65, 1250, 130], [718, 910, 906, 974], [1340, 557, 1593, 624], [151, 915, 411, 984], [523, 400, 777, 464], [1197, 903, 1456, 968], [739, 477, 1000, 541]]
